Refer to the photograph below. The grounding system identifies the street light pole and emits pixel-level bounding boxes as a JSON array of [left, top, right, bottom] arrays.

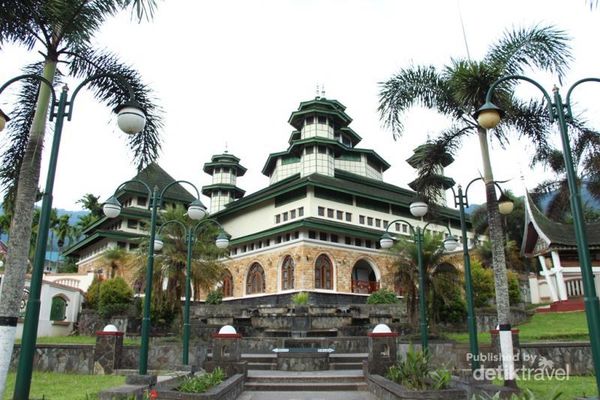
[[104, 179, 208, 375], [380, 202, 458, 352], [476, 75, 600, 393], [155, 219, 229, 365], [451, 179, 514, 371], [0, 73, 146, 400]]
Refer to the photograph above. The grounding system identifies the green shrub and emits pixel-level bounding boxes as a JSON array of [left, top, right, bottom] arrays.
[[508, 271, 521, 305], [471, 260, 494, 308], [431, 278, 466, 324], [367, 288, 399, 304], [206, 289, 223, 305], [98, 277, 133, 318], [385, 346, 450, 390], [292, 291, 309, 305], [178, 368, 225, 393], [85, 277, 102, 310]]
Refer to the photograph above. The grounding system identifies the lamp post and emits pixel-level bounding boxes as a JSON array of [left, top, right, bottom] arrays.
[[379, 201, 458, 352], [154, 218, 229, 365], [104, 180, 208, 375], [0, 74, 146, 400], [475, 75, 600, 393], [450, 178, 514, 371]]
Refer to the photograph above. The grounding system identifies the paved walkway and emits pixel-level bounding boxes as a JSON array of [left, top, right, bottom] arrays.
[[236, 390, 379, 400]]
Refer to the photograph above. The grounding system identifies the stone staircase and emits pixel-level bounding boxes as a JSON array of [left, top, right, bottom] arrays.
[[243, 369, 368, 392], [242, 353, 367, 371]]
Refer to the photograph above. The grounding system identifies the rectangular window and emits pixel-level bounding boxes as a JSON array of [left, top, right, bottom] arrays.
[[318, 146, 327, 154], [395, 223, 400, 231], [298, 207, 304, 217], [383, 220, 389, 229], [127, 219, 137, 229], [345, 237, 352, 245], [285, 233, 291, 241], [319, 232, 327, 241], [359, 215, 365, 224], [129, 243, 139, 250], [309, 230, 316, 239], [365, 240, 372, 248], [290, 209, 296, 219], [283, 212, 288, 221], [242, 245, 247, 252], [355, 238, 362, 247], [250, 243, 255, 251], [305, 147, 314, 155], [306, 116, 314, 125], [258, 241, 262, 249], [346, 212, 352, 222], [318, 207, 325, 216], [137, 196, 147, 206], [367, 217, 373, 226], [277, 236, 282, 244], [375, 219, 381, 228], [327, 208, 334, 218], [336, 210, 343, 220], [294, 231, 299, 239], [318, 116, 327, 124], [275, 214, 281, 223], [402, 225, 408, 233], [330, 234, 338, 243]]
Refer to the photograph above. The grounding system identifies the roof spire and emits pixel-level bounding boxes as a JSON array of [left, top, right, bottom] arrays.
[[321, 84, 326, 99], [224, 141, 229, 154], [315, 83, 321, 100]]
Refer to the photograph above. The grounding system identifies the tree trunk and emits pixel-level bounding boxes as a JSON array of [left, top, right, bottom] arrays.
[[478, 126, 515, 384], [0, 60, 57, 398]]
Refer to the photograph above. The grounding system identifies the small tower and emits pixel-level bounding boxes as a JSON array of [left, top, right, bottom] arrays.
[[202, 152, 246, 213]]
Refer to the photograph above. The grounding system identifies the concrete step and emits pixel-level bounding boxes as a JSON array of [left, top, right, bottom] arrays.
[[247, 374, 365, 384], [247, 362, 278, 370], [331, 362, 364, 370], [244, 381, 368, 391]]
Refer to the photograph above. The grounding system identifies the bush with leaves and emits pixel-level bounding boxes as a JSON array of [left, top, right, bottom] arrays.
[[367, 288, 399, 304], [206, 289, 223, 305], [385, 347, 450, 390], [98, 277, 133, 318], [84, 277, 103, 310], [471, 259, 495, 308], [508, 271, 522, 305], [291, 291, 309, 305], [431, 278, 466, 324], [178, 368, 225, 393]]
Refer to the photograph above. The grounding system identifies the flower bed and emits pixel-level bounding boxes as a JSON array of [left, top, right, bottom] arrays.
[[155, 373, 244, 400]]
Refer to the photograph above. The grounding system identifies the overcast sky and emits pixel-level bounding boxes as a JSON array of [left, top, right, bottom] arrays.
[[0, 0, 599, 212]]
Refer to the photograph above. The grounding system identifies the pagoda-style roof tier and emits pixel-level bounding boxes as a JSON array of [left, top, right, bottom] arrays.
[[120, 163, 197, 203], [203, 153, 247, 176], [522, 192, 600, 257], [201, 184, 246, 198], [288, 97, 353, 131], [261, 137, 390, 176], [287, 126, 362, 147], [63, 230, 142, 257]]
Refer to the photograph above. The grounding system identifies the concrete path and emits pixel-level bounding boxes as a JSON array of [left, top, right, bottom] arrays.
[[236, 390, 379, 400]]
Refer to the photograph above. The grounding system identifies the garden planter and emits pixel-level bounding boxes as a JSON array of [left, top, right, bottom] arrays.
[[367, 374, 466, 400], [155, 373, 244, 400]]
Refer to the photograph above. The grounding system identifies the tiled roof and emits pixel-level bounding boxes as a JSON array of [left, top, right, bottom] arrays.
[[120, 163, 196, 203]]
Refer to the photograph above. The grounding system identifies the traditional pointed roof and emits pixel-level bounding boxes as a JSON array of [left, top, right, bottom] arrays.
[[521, 191, 600, 257], [119, 162, 196, 203]]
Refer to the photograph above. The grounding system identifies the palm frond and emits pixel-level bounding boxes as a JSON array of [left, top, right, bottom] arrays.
[[485, 25, 572, 82], [66, 47, 163, 170], [0, 0, 44, 50], [503, 98, 552, 156], [378, 65, 460, 137]]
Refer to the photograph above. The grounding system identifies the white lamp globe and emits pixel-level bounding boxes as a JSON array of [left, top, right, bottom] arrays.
[[102, 324, 119, 332], [444, 235, 459, 252], [115, 102, 146, 135], [215, 232, 229, 249], [379, 233, 394, 249], [372, 324, 392, 334], [154, 239, 164, 251], [218, 325, 237, 335], [410, 201, 428, 218], [103, 196, 122, 218], [187, 200, 207, 220]]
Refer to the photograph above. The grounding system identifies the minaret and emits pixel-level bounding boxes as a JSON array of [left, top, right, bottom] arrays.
[[202, 151, 246, 213]]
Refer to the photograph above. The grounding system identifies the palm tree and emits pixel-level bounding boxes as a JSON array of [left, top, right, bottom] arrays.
[[392, 232, 462, 326], [0, 1, 159, 396], [77, 193, 104, 221], [378, 25, 582, 385]]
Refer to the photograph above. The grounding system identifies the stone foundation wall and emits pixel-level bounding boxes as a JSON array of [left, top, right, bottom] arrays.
[[10, 344, 94, 374]]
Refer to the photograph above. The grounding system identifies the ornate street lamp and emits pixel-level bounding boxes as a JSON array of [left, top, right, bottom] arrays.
[[104, 180, 207, 375], [450, 178, 514, 371], [475, 75, 600, 392], [155, 219, 229, 365], [379, 201, 459, 351], [0, 73, 145, 400]]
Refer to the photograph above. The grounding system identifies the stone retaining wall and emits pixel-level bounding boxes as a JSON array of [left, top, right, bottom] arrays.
[[10, 344, 94, 374]]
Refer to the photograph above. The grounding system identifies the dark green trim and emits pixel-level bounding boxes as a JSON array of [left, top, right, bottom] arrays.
[[201, 184, 245, 198], [203, 160, 247, 176], [287, 98, 353, 131], [63, 230, 142, 257]]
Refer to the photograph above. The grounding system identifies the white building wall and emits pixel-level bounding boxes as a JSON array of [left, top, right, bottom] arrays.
[[301, 121, 333, 139], [213, 169, 236, 185], [210, 192, 233, 214]]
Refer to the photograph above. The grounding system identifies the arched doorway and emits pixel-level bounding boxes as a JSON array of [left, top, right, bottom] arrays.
[[222, 269, 234, 297], [315, 254, 333, 290], [351, 259, 379, 294], [281, 255, 295, 290], [246, 263, 265, 295]]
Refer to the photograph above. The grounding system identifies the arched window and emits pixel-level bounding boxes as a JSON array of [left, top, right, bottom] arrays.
[[222, 270, 234, 297], [50, 296, 67, 321], [281, 256, 295, 290], [246, 263, 265, 295], [315, 254, 333, 290]]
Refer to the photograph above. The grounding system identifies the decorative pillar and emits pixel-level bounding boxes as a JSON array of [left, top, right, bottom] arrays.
[[551, 251, 568, 300], [538, 255, 558, 302], [205, 325, 247, 376], [367, 324, 398, 376], [94, 325, 124, 375]]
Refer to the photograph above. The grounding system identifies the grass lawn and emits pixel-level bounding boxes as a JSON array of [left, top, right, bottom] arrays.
[[3, 372, 125, 400], [495, 376, 597, 399], [14, 335, 141, 346], [446, 311, 590, 345]]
